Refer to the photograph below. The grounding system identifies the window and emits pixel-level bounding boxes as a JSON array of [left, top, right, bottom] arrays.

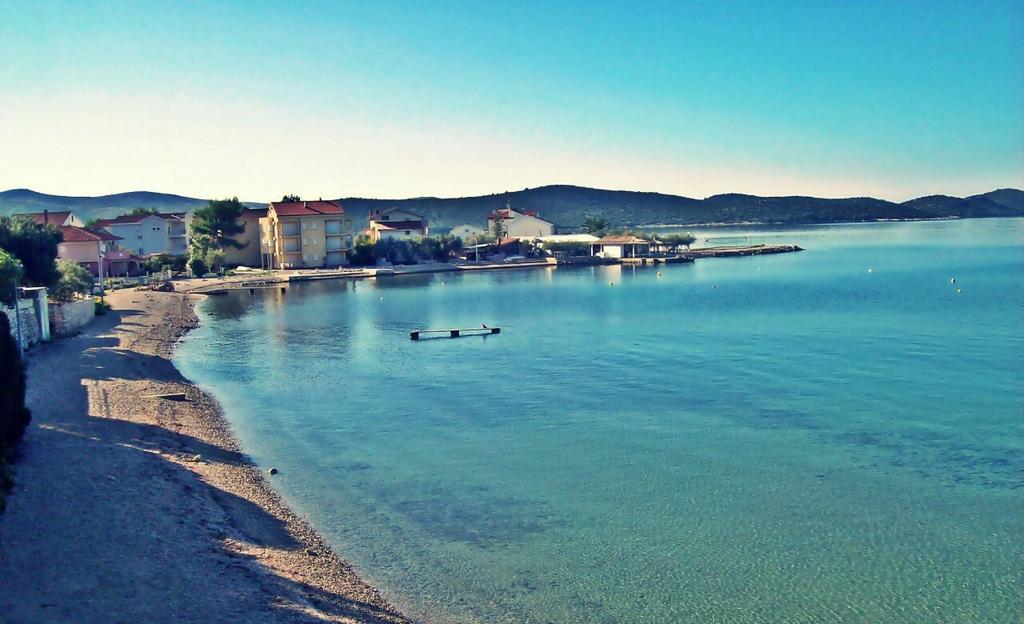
[[311, 222, 317, 229], [405, 231, 411, 235]]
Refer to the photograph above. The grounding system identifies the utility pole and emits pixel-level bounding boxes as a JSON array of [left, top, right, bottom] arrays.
[[12, 262, 23, 358], [97, 243, 106, 303]]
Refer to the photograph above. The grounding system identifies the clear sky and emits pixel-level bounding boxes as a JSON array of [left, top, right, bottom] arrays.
[[1, 0, 1021, 201]]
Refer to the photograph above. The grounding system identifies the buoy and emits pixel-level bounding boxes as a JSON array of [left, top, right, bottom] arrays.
[[950, 277, 956, 284], [868, 268, 873, 273], [956, 288, 962, 294], [656, 272, 662, 277], [380, 297, 384, 301], [712, 284, 717, 289], [609, 282, 614, 286], [269, 467, 278, 475]]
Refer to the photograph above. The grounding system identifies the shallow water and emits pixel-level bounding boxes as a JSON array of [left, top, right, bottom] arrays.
[[176, 218, 1024, 623]]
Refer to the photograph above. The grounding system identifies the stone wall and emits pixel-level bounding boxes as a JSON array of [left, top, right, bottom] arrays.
[[2, 298, 41, 350], [49, 298, 96, 337]]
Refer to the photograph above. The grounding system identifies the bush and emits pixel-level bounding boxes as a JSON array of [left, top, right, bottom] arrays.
[[542, 241, 591, 256], [347, 235, 376, 266], [0, 312, 31, 453], [50, 260, 93, 302], [0, 249, 23, 307], [188, 256, 208, 277], [0, 216, 61, 288]]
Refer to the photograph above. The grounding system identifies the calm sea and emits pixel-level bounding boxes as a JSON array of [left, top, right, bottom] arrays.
[[175, 218, 1023, 623]]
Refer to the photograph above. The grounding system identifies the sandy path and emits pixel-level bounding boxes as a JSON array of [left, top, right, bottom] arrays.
[[0, 290, 413, 624]]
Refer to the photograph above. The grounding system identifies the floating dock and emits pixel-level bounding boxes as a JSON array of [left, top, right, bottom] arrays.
[[410, 327, 501, 340]]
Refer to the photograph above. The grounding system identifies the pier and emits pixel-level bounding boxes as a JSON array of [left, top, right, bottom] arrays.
[[410, 327, 501, 340]]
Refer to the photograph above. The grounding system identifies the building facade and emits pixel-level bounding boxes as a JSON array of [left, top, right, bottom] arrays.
[[590, 235, 651, 259], [367, 208, 428, 242], [94, 213, 190, 257], [57, 225, 141, 276], [487, 207, 554, 238], [223, 207, 268, 267], [16, 210, 84, 228], [259, 200, 352, 269]]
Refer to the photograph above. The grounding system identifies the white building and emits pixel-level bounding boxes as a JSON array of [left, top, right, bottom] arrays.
[[94, 212, 190, 257], [590, 235, 651, 259], [367, 208, 428, 242], [450, 223, 487, 241], [487, 207, 554, 238]]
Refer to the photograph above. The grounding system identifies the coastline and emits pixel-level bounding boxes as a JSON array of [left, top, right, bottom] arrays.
[[0, 289, 413, 623]]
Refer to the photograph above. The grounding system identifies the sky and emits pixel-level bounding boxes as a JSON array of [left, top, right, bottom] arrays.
[[1, 0, 1022, 202]]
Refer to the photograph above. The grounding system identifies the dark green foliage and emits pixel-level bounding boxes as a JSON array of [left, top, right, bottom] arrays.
[[143, 253, 187, 274], [280, 194, 301, 202], [120, 207, 160, 218], [542, 241, 591, 256], [191, 198, 245, 249], [0, 312, 31, 452], [658, 232, 696, 250], [347, 234, 376, 266], [0, 216, 61, 288], [188, 256, 208, 276], [50, 260, 93, 302], [414, 235, 463, 262], [581, 216, 608, 235], [0, 250, 22, 307]]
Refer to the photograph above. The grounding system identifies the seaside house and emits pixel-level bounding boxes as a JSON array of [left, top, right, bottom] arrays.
[[450, 223, 487, 241], [222, 207, 268, 267], [590, 235, 651, 259], [57, 225, 141, 276], [15, 210, 84, 228], [367, 208, 428, 242], [259, 200, 352, 269], [487, 207, 554, 238], [93, 212, 191, 257]]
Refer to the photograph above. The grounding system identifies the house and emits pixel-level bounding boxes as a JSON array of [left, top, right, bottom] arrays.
[[450, 223, 486, 241], [259, 200, 352, 269], [58, 225, 141, 276], [222, 207, 268, 267], [367, 208, 428, 242], [590, 235, 651, 259], [487, 207, 554, 238], [93, 212, 190, 257], [15, 210, 84, 228]]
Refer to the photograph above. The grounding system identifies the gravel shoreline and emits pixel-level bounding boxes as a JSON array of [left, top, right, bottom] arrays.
[[0, 289, 413, 623]]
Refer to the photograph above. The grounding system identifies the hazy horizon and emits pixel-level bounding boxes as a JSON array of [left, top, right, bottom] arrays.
[[1, 1, 1021, 202]]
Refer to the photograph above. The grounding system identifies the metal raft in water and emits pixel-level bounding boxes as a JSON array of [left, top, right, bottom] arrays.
[[410, 327, 501, 340]]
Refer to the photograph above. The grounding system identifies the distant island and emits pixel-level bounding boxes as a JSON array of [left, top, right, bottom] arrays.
[[1, 185, 1021, 230]]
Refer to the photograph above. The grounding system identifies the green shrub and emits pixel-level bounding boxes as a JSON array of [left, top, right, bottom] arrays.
[[0, 249, 23, 307], [0, 312, 31, 453], [50, 260, 93, 302], [188, 256, 208, 276]]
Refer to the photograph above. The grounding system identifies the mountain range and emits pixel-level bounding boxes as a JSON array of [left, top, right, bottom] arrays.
[[1, 185, 1022, 230]]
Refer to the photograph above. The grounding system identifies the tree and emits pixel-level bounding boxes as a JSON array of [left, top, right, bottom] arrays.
[[50, 260, 94, 302], [662, 232, 696, 251], [491, 212, 507, 241], [121, 207, 160, 218], [347, 234, 376, 266], [0, 216, 61, 288], [0, 311, 31, 455], [281, 194, 301, 202], [190, 198, 245, 250], [0, 250, 23, 307], [582, 217, 609, 235]]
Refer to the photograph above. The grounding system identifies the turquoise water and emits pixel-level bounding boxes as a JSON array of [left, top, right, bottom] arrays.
[[175, 218, 1024, 623]]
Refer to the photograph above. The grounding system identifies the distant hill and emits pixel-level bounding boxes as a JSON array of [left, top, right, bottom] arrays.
[[339, 185, 1024, 229], [2, 185, 1022, 230], [0, 189, 263, 221]]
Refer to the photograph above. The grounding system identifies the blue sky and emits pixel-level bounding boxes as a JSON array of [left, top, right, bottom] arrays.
[[1, 0, 1021, 201]]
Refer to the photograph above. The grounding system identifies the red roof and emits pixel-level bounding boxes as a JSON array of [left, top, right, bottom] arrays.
[[488, 208, 553, 224], [60, 225, 121, 243], [270, 200, 343, 217], [375, 220, 426, 231], [17, 211, 74, 227]]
